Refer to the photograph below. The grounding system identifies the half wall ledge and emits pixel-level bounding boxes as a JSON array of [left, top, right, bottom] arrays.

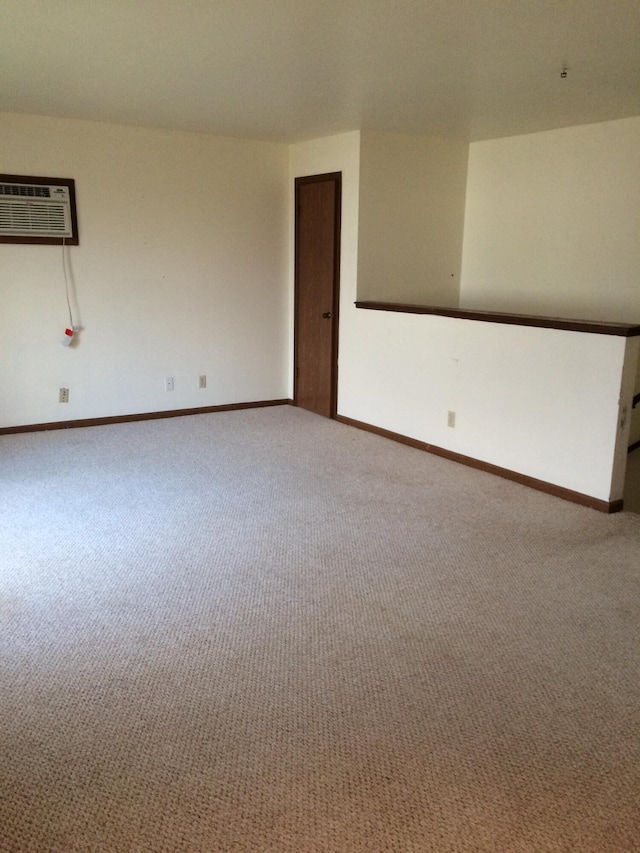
[[349, 301, 640, 512], [355, 301, 640, 337]]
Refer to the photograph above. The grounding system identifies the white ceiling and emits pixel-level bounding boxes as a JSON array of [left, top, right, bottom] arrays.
[[2, 0, 639, 143]]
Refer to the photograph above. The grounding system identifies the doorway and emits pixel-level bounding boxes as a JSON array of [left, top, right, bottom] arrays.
[[294, 172, 342, 418]]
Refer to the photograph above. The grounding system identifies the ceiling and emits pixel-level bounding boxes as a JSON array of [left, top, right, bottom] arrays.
[[2, 0, 639, 143]]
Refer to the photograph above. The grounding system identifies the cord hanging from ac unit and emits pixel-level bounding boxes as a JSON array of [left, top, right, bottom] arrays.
[[61, 238, 77, 346]]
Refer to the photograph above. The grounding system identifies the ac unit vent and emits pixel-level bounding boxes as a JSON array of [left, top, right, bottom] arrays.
[[0, 183, 51, 198], [0, 176, 78, 244]]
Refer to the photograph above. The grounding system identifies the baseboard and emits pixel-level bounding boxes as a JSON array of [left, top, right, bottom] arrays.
[[0, 399, 293, 435], [335, 414, 623, 514]]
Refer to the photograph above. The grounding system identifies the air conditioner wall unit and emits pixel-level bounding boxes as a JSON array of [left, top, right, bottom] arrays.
[[0, 174, 79, 245]]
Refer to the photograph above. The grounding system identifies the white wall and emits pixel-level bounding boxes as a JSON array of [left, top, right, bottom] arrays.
[[338, 308, 634, 503], [357, 132, 468, 306], [0, 112, 289, 427], [460, 116, 640, 323]]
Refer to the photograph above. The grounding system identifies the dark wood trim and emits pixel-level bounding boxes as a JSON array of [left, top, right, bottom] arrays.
[[629, 439, 640, 455], [0, 174, 79, 245], [0, 399, 292, 435], [336, 414, 624, 513], [355, 301, 640, 337], [294, 172, 342, 418]]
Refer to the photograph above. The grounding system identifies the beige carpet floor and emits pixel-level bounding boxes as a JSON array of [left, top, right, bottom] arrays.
[[1, 405, 640, 852]]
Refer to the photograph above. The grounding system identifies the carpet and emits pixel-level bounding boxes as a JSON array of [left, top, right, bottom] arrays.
[[2, 406, 639, 851]]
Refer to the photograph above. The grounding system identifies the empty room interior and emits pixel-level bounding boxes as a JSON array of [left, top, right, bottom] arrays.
[[2, 2, 640, 851]]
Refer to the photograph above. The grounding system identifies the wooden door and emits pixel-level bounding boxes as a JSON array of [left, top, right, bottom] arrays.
[[294, 173, 341, 417]]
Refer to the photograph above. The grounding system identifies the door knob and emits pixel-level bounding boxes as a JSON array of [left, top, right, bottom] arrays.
[[322, 312, 333, 319]]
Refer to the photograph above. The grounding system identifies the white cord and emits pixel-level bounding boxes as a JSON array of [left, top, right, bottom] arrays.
[[62, 237, 74, 327]]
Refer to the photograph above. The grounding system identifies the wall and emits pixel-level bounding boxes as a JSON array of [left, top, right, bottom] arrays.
[[0, 112, 289, 428], [460, 116, 640, 323], [357, 132, 468, 306], [338, 308, 634, 503]]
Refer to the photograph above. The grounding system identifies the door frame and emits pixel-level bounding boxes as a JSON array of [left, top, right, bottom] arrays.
[[293, 172, 342, 418]]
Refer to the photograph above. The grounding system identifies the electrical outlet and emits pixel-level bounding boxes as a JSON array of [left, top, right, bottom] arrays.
[[447, 410, 456, 428], [199, 374, 207, 389], [59, 387, 69, 403], [165, 377, 174, 392]]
